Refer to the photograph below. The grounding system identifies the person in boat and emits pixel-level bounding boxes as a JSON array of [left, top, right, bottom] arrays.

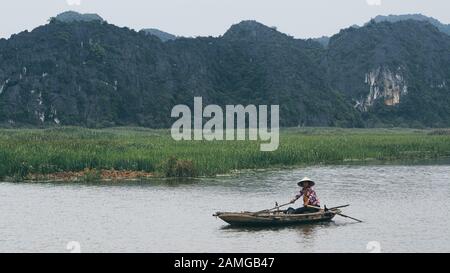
[[286, 177, 321, 214]]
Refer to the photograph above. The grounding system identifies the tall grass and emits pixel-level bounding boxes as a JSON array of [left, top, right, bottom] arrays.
[[1, 127, 450, 180]]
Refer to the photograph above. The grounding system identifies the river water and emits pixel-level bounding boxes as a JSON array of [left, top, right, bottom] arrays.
[[1, 164, 449, 253]]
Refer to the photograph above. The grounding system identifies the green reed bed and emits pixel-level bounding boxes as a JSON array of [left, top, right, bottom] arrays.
[[0, 127, 449, 181]]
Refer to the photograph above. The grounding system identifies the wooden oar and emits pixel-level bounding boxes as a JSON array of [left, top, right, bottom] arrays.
[[306, 205, 363, 223], [334, 212, 363, 223], [327, 204, 350, 210], [252, 202, 292, 215]]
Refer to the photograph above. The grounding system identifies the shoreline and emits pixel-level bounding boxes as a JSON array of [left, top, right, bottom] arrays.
[[24, 168, 156, 183], [4, 156, 450, 183]]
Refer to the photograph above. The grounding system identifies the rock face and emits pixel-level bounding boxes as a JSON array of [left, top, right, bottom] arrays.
[[356, 67, 408, 111], [0, 80, 6, 95]]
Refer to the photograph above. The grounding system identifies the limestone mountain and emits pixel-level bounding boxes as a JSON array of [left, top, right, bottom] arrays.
[[326, 20, 450, 127], [371, 14, 450, 36], [0, 14, 449, 128], [54, 11, 104, 23]]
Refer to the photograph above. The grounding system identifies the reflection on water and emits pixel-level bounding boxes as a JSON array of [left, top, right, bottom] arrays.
[[1, 164, 450, 253], [221, 221, 336, 237]]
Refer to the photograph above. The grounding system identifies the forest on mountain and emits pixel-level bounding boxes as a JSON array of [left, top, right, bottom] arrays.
[[1, 12, 449, 128]]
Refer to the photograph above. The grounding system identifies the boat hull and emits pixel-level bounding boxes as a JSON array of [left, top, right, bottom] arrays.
[[214, 210, 339, 227]]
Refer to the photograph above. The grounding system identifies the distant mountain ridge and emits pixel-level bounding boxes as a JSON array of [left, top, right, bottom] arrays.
[[314, 14, 450, 48], [371, 14, 450, 36], [311, 36, 330, 47], [54, 11, 104, 23], [141, 28, 177, 42], [1, 12, 450, 128]]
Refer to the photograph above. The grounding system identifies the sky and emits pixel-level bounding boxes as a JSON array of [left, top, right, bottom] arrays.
[[1, 0, 450, 39]]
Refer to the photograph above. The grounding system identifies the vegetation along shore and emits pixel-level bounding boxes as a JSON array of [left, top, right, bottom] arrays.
[[1, 127, 450, 182]]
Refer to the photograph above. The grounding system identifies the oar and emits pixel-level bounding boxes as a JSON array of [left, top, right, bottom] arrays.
[[306, 205, 363, 223], [252, 202, 292, 215], [327, 204, 350, 210], [334, 212, 363, 223]]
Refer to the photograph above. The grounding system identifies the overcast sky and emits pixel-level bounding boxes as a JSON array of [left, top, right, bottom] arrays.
[[1, 0, 450, 39]]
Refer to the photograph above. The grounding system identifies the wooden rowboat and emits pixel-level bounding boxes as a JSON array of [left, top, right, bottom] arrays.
[[213, 209, 341, 227]]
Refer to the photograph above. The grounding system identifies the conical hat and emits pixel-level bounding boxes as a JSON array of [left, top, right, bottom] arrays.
[[297, 177, 315, 187]]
